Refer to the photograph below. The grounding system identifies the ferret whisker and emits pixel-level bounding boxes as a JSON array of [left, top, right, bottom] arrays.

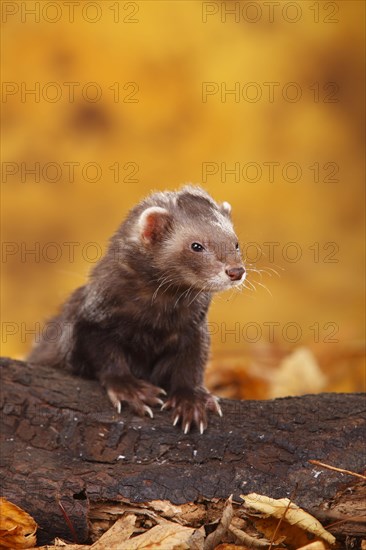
[[186, 285, 196, 303], [173, 287, 187, 308], [187, 288, 204, 307], [248, 266, 278, 279], [163, 281, 180, 298], [237, 280, 247, 293], [187, 283, 210, 307], [185, 284, 198, 305], [152, 277, 174, 302], [256, 280, 273, 296], [244, 261, 284, 280], [152, 274, 184, 302], [160, 278, 181, 296], [242, 284, 254, 293], [245, 267, 264, 279], [180, 287, 192, 306], [244, 279, 257, 292], [174, 284, 195, 308], [151, 272, 172, 285], [152, 277, 171, 302], [264, 265, 283, 277]]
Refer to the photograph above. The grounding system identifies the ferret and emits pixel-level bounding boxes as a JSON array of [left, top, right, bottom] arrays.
[[28, 186, 245, 433]]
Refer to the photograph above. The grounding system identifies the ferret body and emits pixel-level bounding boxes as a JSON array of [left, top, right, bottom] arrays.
[[28, 186, 245, 433]]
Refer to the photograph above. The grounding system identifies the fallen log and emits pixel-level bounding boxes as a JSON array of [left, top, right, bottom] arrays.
[[0, 356, 365, 545]]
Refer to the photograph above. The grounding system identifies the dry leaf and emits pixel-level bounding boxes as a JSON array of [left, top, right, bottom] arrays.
[[0, 497, 37, 549], [187, 526, 205, 550], [204, 496, 233, 550], [117, 520, 194, 550], [34, 546, 84, 549], [147, 501, 183, 518], [297, 542, 327, 549], [229, 523, 272, 548], [33, 537, 86, 549], [269, 347, 327, 398], [241, 493, 336, 545], [91, 514, 136, 549], [252, 516, 313, 549]]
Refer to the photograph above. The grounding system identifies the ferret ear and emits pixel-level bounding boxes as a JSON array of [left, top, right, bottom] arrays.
[[138, 206, 172, 244], [220, 201, 232, 217]]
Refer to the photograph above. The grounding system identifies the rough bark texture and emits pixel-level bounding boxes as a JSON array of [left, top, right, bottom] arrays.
[[0, 356, 365, 545]]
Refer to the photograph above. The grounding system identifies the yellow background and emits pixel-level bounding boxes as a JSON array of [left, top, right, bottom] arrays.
[[1, 1, 365, 394]]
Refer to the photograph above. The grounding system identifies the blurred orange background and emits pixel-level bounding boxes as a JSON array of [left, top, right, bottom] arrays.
[[1, 0, 365, 397]]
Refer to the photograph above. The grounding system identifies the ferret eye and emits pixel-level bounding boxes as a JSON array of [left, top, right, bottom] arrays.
[[235, 242, 240, 250], [191, 242, 205, 252]]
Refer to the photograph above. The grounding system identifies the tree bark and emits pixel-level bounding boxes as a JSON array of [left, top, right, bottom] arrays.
[[0, 357, 365, 545]]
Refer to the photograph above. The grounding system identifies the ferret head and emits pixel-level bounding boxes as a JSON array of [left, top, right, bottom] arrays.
[[136, 186, 245, 293]]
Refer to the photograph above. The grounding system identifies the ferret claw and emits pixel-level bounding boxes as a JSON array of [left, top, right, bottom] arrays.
[[107, 389, 122, 414], [213, 397, 223, 417], [159, 388, 167, 396], [144, 405, 154, 418], [184, 422, 190, 434], [156, 398, 164, 406], [160, 402, 168, 411], [173, 415, 180, 426], [200, 422, 205, 435]]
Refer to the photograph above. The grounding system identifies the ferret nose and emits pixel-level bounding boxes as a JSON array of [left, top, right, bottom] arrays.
[[225, 266, 245, 281]]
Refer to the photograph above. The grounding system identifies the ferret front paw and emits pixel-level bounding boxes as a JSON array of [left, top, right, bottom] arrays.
[[162, 388, 222, 434], [104, 375, 166, 418]]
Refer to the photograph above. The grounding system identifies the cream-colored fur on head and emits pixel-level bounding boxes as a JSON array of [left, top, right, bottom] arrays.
[[221, 201, 232, 215]]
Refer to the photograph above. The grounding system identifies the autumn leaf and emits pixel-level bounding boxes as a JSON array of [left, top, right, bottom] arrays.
[[0, 498, 37, 549]]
